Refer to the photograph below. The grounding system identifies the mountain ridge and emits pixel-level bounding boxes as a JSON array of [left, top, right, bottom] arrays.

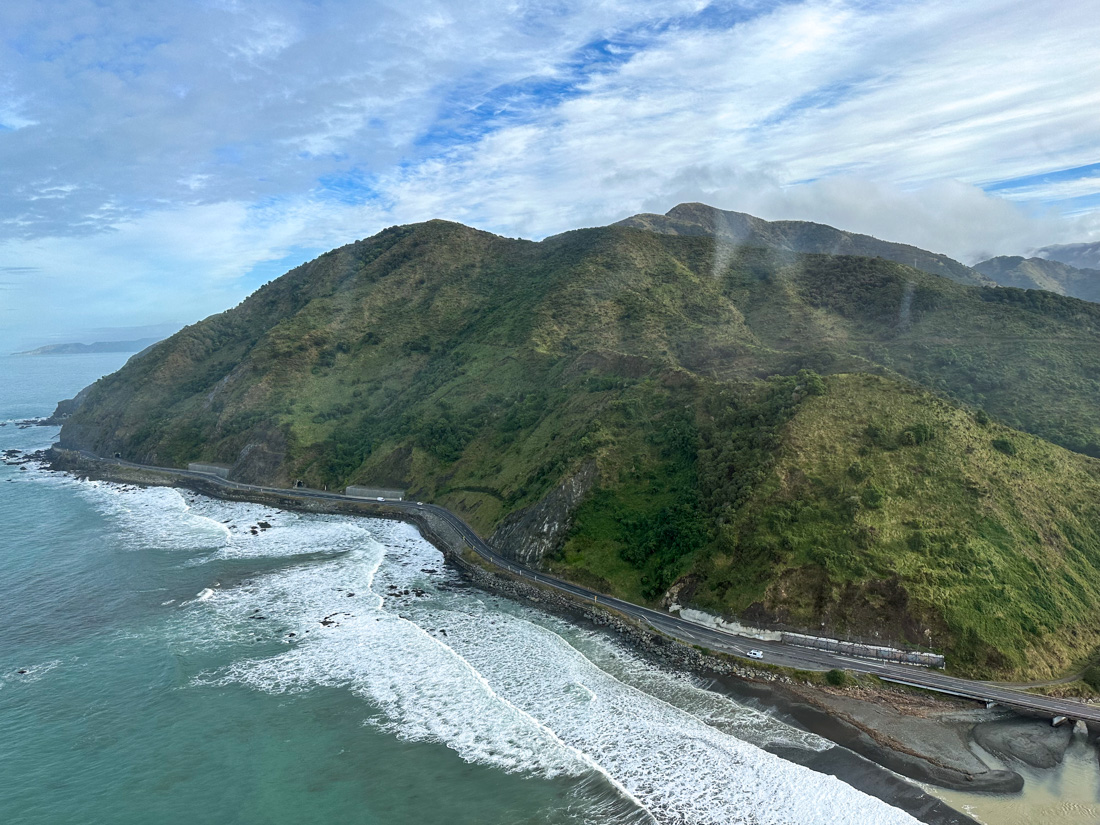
[[615, 202, 995, 287], [53, 207, 1100, 678], [973, 255, 1100, 304], [1036, 241, 1100, 271]]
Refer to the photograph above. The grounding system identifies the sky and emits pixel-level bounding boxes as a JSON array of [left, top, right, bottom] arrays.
[[2, 0, 1099, 351]]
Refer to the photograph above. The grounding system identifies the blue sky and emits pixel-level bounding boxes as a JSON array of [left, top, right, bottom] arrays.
[[1, 0, 1099, 350]]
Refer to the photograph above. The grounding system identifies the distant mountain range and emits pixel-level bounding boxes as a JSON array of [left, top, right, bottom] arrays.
[[973, 256, 1100, 304], [1036, 241, 1100, 270], [616, 202, 996, 287], [623, 203, 1100, 306], [52, 203, 1100, 680], [15, 337, 163, 356]]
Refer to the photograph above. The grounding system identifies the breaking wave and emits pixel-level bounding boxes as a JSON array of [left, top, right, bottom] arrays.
[[34, 477, 918, 824]]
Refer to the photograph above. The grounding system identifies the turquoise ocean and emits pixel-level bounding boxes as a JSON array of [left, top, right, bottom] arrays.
[[0, 353, 925, 825]]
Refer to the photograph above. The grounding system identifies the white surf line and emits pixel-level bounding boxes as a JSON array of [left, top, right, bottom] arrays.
[[361, 537, 387, 612], [179, 491, 233, 542], [441, 611, 875, 824], [490, 608, 820, 753], [368, 549, 659, 824], [576, 681, 599, 702]]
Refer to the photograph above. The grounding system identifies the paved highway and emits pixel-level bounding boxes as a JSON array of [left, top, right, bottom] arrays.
[[66, 448, 1100, 725]]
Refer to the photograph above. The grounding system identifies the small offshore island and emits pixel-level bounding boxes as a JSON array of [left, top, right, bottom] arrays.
[[44, 203, 1100, 820]]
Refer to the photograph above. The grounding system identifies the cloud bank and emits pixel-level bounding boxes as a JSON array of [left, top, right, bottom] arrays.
[[1, 0, 1098, 349]]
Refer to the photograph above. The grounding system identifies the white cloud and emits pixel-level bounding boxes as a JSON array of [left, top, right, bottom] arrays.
[[2, 0, 1100, 350], [0, 106, 36, 131], [0, 200, 329, 350], [343, 0, 1100, 253]]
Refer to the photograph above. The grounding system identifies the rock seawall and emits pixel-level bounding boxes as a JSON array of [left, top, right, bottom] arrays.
[[40, 446, 1016, 811]]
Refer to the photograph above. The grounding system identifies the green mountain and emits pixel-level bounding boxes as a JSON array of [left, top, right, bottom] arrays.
[[55, 210, 1100, 677], [616, 202, 994, 286], [974, 255, 1100, 304]]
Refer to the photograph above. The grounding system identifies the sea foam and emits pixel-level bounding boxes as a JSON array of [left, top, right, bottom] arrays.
[[185, 515, 917, 825], [36, 477, 918, 824]]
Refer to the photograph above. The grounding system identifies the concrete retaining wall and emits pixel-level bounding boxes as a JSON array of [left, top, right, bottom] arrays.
[[187, 462, 230, 478], [780, 632, 945, 668], [345, 485, 405, 500], [669, 604, 942, 667]]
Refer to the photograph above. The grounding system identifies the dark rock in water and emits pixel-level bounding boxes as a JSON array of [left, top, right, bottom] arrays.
[[17, 669, 27, 674], [347, 592, 355, 597], [257, 521, 272, 529], [973, 717, 1073, 768], [319, 611, 351, 627]]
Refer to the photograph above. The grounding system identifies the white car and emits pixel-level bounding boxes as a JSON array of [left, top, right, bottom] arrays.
[[376, 497, 385, 501], [747, 649, 764, 659]]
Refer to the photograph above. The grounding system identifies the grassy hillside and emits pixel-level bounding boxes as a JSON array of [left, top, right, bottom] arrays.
[[57, 213, 1100, 676], [703, 375, 1100, 677]]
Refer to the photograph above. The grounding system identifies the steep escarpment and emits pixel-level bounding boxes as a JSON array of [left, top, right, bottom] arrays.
[[56, 207, 1100, 676]]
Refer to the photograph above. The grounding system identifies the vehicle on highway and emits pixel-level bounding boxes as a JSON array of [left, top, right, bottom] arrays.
[[376, 497, 384, 501], [747, 649, 764, 659]]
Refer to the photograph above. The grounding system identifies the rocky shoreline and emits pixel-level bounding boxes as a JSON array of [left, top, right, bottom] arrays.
[[450, 552, 986, 824], [34, 446, 1099, 824]]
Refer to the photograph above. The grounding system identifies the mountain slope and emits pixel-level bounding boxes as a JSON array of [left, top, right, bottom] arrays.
[[55, 213, 1100, 677], [616, 202, 994, 287], [1037, 241, 1100, 271], [974, 255, 1100, 303]]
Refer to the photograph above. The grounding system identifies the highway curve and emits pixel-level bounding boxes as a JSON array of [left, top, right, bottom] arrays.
[[65, 448, 1100, 726]]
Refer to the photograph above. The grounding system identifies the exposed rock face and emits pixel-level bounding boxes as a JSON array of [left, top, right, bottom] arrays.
[[48, 384, 94, 425], [230, 427, 290, 486], [489, 460, 598, 564], [972, 717, 1073, 769]]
